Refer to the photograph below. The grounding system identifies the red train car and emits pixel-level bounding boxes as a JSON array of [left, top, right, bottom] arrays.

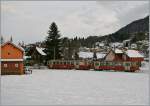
[[94, 61, 140, 72], [75, 60, 92, 70], [48, 60, 75, 69]]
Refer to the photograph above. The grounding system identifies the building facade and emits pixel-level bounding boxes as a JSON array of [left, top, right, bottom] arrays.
[[1, 41, 24, 75]]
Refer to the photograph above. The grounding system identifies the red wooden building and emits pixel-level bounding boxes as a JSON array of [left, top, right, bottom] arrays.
[[104, 49, 124, 61], [1, 41, 24, 75], [123, 50, 144, 61]]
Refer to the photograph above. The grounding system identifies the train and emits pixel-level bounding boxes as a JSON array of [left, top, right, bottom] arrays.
[[47, 60, 141, 72]]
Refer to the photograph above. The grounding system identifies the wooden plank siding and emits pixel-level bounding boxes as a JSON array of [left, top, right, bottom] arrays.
[[1, 42, 24, 75]]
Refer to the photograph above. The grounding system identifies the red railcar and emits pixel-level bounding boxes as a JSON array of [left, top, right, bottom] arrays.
[[75, 60, 92, 70], [94, 61, 140, 72], [48, 60, 75, 69], [47, 60, 92, 70], [47, 60, 141, 72]]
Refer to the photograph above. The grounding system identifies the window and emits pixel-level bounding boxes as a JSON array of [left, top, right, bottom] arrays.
[[4, 64, 7, 68], [95, 62, 99, 66], [8, 52, 10, 55], [15, 64, 18, 68]]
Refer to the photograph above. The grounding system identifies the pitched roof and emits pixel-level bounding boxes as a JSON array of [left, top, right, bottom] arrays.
[[79, 51, 106, 59], [36, 47, 46, 56], [114, 49, 123, 54], [1, 41, 24, 52], [125, 50, 144, 58]]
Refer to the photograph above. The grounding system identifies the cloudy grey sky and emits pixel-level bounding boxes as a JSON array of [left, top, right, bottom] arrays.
[[1, 1, 149, 44]]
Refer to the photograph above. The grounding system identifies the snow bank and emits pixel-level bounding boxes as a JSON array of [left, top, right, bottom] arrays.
[[1, 69, 149, 105]]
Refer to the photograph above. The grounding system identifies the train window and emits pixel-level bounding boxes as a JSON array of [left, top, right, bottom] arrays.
[[118, 63, 122, 66], [100, 62, 104, 66], [106, 62, 109, 66], [109, 62, 112, 66], [125, 63, 130, 66], [95, 62, 99, 66]]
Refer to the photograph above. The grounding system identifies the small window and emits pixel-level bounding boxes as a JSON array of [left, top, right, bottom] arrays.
[[4, 64, 7, 68], [8, 52, 10, 55], [95, 62, 99, 66], [15, 64, 18, 68]]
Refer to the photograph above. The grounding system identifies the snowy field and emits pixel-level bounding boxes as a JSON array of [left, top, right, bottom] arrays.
[[1, 63, 149, 105]]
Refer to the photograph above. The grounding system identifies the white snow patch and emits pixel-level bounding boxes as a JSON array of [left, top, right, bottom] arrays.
[[79, 51, 106, 59], [36, 47, 46, 56], [1, 69, 149, 105], [125, 50, 144, 58], [114, 49, 123, 54]]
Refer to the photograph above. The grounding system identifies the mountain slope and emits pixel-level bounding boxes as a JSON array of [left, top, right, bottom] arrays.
[[108, 16, 149, 42]]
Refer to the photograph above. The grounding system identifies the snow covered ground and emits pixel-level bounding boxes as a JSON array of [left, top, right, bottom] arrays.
[[1, 63, 149, 105]]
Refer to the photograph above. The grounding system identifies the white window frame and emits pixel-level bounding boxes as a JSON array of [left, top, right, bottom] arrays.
[[15, 63, 18, 68], [4, 64, 7, 68]]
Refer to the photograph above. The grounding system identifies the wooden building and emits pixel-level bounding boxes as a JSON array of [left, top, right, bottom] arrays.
[[30, 47, 46, 65], [1, 41, 24, 75], [123, 50, 144, 64], [104, 49, 144, 66], [104, 49, 123, 61]]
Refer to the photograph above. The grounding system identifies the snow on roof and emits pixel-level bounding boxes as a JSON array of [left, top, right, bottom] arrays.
[[1, 41, 24, 51], [114, 49, 123, 54], [36, 47, 46, 56], [110, 42, 123, 47], [79, 51, 93, 59], [125, 50, 144, 58], [96, 53, 106, 59], [79, 51, 106, 59]]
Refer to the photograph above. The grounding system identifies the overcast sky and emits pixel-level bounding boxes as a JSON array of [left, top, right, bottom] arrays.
[[1, 1, 149, 44]]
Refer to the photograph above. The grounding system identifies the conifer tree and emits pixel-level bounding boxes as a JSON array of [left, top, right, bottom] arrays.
[[45, 22, 62, 60]]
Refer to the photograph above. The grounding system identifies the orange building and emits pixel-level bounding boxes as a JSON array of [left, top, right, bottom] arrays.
[[1, 41, 24, 75]]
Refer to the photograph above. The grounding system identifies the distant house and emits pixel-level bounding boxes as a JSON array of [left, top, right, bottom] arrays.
[[31, 47, 46, 65], [1, 41, 24, 75], [104, 49, 123, 61], [131, 43, 137, 49]]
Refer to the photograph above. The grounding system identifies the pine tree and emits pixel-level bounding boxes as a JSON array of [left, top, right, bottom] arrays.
[[45, 22, 62, 60], [74, 52, 79, 60]]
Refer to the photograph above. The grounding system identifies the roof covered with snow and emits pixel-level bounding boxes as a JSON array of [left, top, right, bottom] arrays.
[[125, 50, 144, 58], [79, 51, 106, 59], [110, 42, 123, 47], [114, 49, 123, 54], [36, 47, 46, 56], [1, 41, 24, 51]]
